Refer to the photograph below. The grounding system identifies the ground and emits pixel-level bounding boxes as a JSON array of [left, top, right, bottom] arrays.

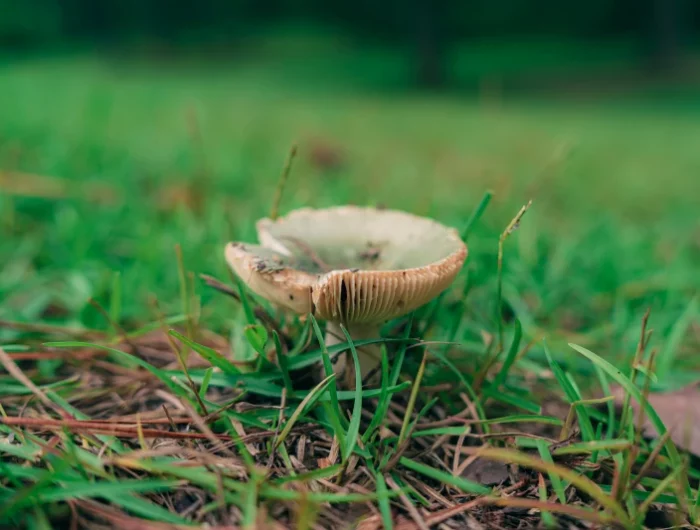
[[0, 36, 699, 529]]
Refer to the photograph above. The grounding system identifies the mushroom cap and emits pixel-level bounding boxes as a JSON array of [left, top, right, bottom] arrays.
[[225, 205, 467, 325]]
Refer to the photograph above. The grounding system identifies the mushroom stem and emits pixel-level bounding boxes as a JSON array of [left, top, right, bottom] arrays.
[[324, 321, 382, 388]]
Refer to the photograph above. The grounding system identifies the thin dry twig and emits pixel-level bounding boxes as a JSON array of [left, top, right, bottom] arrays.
[[0, 319, 103, 338], [0, 347, 69, 418], [199, 274, 286, 341], [386, 474, 429, 530]]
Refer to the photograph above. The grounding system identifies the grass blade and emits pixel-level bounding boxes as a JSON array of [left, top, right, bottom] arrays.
[[569, 343, 684, 469], [461, 190, 493, 241], [536, 439, 566, 504], [543, 342, 595, 441], [274, 374, 335, 450], [272, 330, 294, 394], [341, 324, 363, 461], [462, 446, 630, 524], [310, 315, 345, 430], [490, 318, 522, 390], [390, 313, 414, 387], [656, 296, 697, 381], [362, 344, 391, 444], [399, 457, 490, 495], [170, 330, 240, 375], [398, 350, 427, 445]]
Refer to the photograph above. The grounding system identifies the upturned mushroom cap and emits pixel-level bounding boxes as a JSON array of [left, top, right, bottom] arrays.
[[225, 206, 467, 324]]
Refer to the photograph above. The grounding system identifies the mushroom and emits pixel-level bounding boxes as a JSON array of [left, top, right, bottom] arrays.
[[224, 206, 467, 387]]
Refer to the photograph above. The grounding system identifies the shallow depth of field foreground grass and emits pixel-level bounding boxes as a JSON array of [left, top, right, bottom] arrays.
[[1, 47, 699, 529]]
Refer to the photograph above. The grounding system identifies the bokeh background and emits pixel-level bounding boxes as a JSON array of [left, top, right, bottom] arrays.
[[1, 0, 699, 367]]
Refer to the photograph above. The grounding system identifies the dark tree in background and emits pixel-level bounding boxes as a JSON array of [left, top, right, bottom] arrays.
[[646, 0, 682, 71], [2, 0, 699, 87], [414, 0, 449, 88]]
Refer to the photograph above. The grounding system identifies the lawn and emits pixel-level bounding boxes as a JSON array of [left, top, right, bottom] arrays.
[[0, 43, 699, 529]]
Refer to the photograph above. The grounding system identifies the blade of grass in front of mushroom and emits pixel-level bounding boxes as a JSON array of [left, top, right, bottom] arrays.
[[398, 350, 427, 445], [227, 268, 258, 327], [286, 337, 391, 371], [310, 314, 346, 431], [361, 342, 391, 444], [388, 312, 414, 388], [340, 324, 364, 462], [272, 330, 294, 394], [420, 190, 492, 336], [245, 323, 273, 372]]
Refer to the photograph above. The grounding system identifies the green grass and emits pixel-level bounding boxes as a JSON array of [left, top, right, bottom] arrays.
[[1, 40, 699, 528]]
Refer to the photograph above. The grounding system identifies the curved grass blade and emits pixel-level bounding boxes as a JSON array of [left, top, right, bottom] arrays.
[[361, 343, 390, 444], [399, 457, 490, 495], [274, 374, 335, 450], [463, 446, 630, 524], [272, 330, 293, 394], [536, 439, 566, 504], [310, 315, 345, 430], [170, 330, 240, 375], [490, 318, 522, 390], [543, 343, 594, 441], [340, 324, 363, 461], [569, 343, 683, 468]]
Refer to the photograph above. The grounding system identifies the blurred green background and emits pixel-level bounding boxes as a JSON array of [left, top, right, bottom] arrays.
[[1, 0, 698, 372]]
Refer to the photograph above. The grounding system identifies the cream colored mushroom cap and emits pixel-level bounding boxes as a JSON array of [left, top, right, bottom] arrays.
[[225, 205, 467, 325]]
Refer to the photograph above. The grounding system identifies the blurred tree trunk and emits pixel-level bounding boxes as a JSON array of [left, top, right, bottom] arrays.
[[415, 0, 448, 88], [646, 0, 681, 71]]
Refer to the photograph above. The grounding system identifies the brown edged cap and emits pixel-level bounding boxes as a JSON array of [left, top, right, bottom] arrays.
[[225, 206, 467, 324]]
